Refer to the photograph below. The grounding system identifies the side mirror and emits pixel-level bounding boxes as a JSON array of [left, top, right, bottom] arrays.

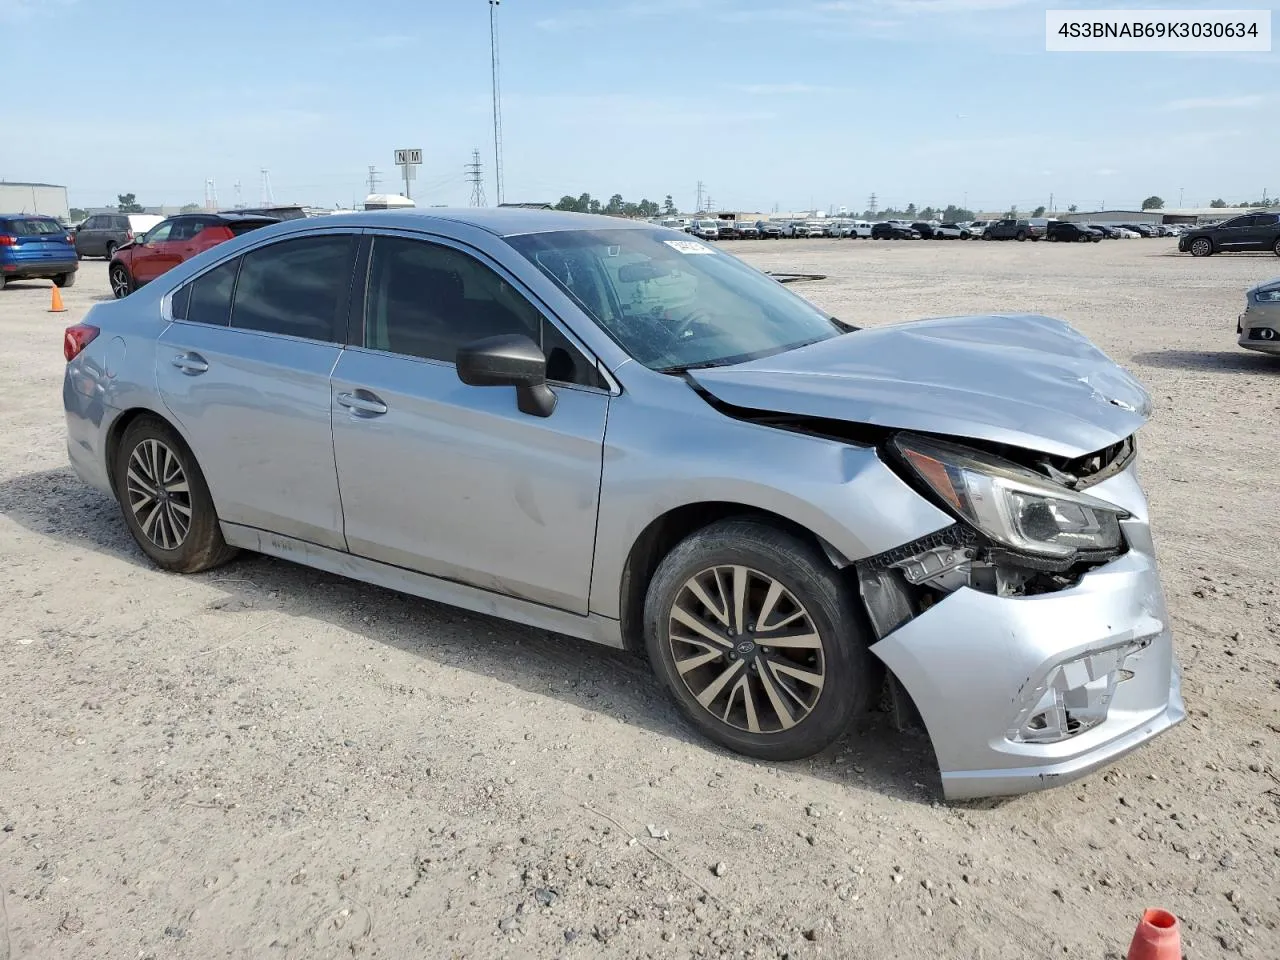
[[456, 333, 557, 418]]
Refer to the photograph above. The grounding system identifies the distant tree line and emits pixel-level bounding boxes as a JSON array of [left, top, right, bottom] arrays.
[[865, 203, 977, 222], [554, 193, 676, 218]]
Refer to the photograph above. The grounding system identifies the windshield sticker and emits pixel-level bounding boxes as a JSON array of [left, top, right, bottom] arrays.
[[664, 240, 716, 255]]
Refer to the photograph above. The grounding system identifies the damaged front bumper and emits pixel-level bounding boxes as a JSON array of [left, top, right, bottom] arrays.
[[863, 482, 1184, 801]]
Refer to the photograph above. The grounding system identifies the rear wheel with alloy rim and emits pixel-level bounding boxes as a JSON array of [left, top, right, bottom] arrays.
[[112, 416, 238, 573], [1273, 237, 1280, 256], [644, 519, 875, 761]]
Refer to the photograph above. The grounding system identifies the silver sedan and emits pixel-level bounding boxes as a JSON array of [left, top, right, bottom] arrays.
[[1238, 277, 1280, 354], [60, 208, 1184, 800]]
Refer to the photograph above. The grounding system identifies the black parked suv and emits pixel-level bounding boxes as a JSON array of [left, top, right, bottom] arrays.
[[755, 220, 783, 239], [1047, 222, 1102, 243], [985, 218, 1046, 241], [1179, 213, 1280, 258], [910, 221, 937, 239], [871, 221, 920, 239]]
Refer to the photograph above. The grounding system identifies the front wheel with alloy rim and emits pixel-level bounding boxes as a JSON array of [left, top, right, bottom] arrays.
[[1189, 237, 1213, 257], [109, 263, 133, 298], [1273, 237, 1280, 256], [112, 416, 238, 573], [644, 519, 876, 762]]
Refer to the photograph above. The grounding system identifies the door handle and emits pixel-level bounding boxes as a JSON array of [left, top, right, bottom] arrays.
[[337, 391, 388, 416], [171, 352, 209, 375]]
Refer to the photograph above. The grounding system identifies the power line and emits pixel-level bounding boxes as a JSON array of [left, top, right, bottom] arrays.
[[466, 149, 486, 207], [489, 0, 505, 205]]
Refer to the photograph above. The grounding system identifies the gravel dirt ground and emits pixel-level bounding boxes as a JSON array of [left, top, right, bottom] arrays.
[[1, 239, 1277, 960]]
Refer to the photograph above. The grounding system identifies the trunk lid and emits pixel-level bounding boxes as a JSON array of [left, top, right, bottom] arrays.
[[687, 313, 1150, 459]]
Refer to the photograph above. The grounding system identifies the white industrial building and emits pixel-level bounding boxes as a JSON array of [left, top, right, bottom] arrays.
[[0, 180, 70, 220]]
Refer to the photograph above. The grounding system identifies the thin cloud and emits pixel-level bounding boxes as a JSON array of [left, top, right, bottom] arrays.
[[360, 34, 417, 50], [1163, 94, 1265, 111], [727, 82, 847, 95]]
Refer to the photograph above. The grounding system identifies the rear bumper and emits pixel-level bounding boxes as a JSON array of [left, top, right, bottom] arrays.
[[63, 365, 119, 497], [2, 259, 78, 278], [871, 524, 1184, 801]]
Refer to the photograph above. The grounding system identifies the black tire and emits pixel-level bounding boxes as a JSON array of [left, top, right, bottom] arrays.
[[1273, 237, 1280, 257], [1016, 231, 1026, 241], [0, 275, 7, 291], [109, 262, 133, 298], [1048, 234, 1058, 242], [104, 241, 117, 259], [112, 415, 238, 574], [54, 272, 75, 288], [1189, 237, 1213, 257], [643, 518, 876, 762]]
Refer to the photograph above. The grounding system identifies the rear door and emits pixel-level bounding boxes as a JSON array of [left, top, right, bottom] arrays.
[[156, 231, 359, 549], [1241, 213, 1279, 250]]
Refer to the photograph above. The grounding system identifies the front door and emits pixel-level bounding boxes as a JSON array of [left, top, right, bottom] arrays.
[[131, 221, 181, 283], [155, 232, 359, 549], [330, 233, 609, 614], [1215, 215, 1256, 249]]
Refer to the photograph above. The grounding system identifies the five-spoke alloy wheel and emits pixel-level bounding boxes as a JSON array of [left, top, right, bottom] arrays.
[[645, 519, 876, 761]]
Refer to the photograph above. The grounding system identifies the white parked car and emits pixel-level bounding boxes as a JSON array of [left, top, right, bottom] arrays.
[[932, 222, 973, 240], [1111, 227, 1140, 239], [841, 220, 873, 238], [965, 220, 990, 238], [691, 219, 721, 240]]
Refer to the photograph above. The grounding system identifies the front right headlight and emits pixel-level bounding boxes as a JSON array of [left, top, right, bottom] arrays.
[[891, 434, 1127, 560]]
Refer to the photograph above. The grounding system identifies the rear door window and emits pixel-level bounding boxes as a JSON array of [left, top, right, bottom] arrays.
[[230, 235, 356, 342], [175, 257, 241, 326], [227, 219, 274, 236]]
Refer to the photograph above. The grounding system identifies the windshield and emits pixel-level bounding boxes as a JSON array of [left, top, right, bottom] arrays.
[[506, 228, 844, 372]]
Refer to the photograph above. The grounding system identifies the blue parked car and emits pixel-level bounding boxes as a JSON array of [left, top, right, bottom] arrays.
[[0, 214, 78, 290]]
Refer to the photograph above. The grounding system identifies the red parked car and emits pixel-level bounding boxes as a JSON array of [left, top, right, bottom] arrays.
[[108, 213, 277, 298]]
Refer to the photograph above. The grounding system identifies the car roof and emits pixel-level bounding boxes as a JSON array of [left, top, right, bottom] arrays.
[[271, 207, 660, 238], [0, 213, 61, 219]]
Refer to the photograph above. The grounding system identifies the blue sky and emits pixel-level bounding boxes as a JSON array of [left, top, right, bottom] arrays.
[[2, 0, 1275, 213]]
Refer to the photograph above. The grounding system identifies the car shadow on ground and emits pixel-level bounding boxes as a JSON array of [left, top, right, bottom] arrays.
[[1130, 349, 1279, 372], [0, 466, 945, 806]]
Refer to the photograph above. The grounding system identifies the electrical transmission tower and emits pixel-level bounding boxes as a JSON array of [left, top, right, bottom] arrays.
[[868, 192, 878, 216], [367, 165, 381, 195], [233, 180, 242, 208], [466, 150, 487, 206], [204, 179, 218, 212], [489, 0, 505, 205], [260, 169, 274, 206], [695, 180, 705, 212]]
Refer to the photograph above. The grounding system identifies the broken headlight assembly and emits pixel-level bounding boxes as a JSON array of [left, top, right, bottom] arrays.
[[889, 433, 1127, 562]]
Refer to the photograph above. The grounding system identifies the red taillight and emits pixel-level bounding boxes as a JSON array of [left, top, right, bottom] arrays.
[[65, 234, 74, 244], [64, 324, 100, 362], [0, 235, 16, 246], [125, 230, 133, 241]]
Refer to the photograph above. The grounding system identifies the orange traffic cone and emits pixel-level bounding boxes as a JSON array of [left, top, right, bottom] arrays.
[[1127, 908, 1181, 960], [49, 282, 66, 313]]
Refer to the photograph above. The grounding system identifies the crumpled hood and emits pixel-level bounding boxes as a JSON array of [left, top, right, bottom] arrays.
[[688, 313, 1151, 459]]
